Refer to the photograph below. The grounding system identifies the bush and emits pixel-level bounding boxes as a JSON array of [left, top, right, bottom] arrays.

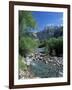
[[45, 37, 63, 56], [19, 55, 28, 71], [19, 36, 38, 57]]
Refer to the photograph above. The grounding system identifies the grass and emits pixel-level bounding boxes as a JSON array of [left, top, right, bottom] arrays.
[[19, 55, 28, 71]]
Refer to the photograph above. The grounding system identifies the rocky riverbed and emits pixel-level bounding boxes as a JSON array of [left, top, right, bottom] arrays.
[[19, 51, 63, 79]]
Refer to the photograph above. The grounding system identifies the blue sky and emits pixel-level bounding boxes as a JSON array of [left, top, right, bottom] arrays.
[[32, 11, 63, 32]]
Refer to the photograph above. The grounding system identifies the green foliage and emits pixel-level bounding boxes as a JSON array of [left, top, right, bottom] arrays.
[[19, 55, 28, 71], [19, 11, 37, 37], [19, 11, 36, 28], [45, 37, 63, 56], [39, 40, 46, 48], [19, 11, 38, 57], [19, 36, 38, 57]]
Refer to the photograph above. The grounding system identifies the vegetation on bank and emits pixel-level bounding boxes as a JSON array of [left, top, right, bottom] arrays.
[[19, 55, 28, 71], [19, 11, 38, 57], [43, 37, 63, 56], [19, 36, 38, 57]]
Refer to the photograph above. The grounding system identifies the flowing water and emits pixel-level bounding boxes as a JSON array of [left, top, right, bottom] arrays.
[[30, 60, 61, 78], [25, 47, 63, 78]]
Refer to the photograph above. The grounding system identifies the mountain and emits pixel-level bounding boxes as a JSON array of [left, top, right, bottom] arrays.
[[36, 26, 63, 40], [24, 26, 63, 40]]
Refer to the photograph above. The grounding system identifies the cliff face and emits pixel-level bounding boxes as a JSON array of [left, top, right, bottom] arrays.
[[36, 26, 63, 40]]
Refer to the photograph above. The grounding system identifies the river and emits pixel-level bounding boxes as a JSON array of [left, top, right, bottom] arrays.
[[25, 47, 63, 78]]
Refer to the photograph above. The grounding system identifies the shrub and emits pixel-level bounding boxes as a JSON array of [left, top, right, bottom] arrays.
[[19, 36, 38, 57], [19, 55, 28, 71], [45, 37, 63, 56]]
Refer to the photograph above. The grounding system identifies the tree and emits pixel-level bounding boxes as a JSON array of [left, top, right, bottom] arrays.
[[19, 11, 37, 57], [19, 36, 38, 57], [19, 11, 37, 37], [45, 37, 63, 56]]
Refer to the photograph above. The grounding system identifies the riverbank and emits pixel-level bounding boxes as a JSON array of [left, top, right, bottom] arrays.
[[19, 54, 63, 79]]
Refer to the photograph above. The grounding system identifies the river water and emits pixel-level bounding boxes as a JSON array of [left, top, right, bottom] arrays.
[[30, 60, 61, 78], [25, 47, 63, 78]]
